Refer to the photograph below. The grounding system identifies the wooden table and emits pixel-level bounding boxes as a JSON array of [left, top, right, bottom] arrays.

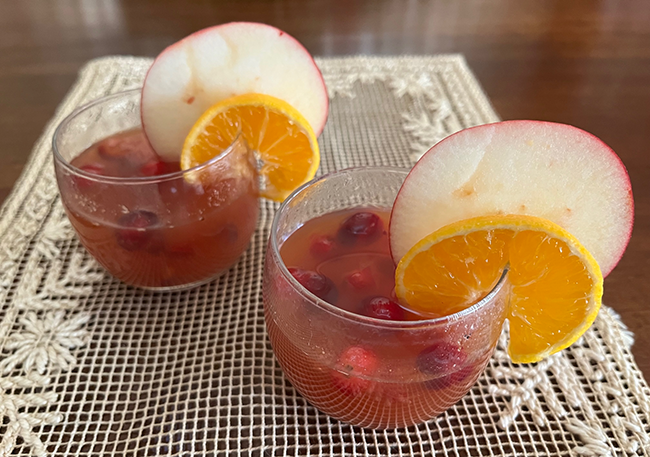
[[1, 0, 648, 381]]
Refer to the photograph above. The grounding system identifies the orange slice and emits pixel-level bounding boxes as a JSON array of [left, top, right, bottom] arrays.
[[181, 93, 320, 201], [394, 215, 603, 363]]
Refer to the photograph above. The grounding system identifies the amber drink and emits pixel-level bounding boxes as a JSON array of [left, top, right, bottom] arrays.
[[263, 167, 509, 429], [53, 89, 259, 289]]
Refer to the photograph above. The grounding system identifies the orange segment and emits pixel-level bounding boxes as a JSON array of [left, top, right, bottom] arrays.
[[394, 215, 603, 363], [182, 93, 320, 201]]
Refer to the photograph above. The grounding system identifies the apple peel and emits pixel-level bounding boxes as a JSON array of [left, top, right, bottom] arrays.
[[389, 120, 633, 277], [141, 22, 329, 161]]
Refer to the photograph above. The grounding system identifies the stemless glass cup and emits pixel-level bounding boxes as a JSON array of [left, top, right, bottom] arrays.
[[53, 89, 259, 290], [263, 167, 509, 429]]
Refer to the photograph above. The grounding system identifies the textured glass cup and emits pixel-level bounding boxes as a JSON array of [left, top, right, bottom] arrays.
[[263, 167, 509, 429], [53, 89, 259, 290]]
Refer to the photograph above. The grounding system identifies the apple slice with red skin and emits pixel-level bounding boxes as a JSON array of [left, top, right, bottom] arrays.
[[141, 22, 329, 161], [389, 121, 633, 277]]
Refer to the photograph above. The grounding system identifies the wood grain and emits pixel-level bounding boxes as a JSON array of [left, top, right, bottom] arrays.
[[0, 0, 648, 380]]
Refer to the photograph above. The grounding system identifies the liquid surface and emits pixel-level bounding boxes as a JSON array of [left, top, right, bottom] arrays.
[[280, 207, 429, 320]]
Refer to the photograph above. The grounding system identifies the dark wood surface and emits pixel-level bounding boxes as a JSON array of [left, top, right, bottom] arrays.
[[1, 0, 648, 381]]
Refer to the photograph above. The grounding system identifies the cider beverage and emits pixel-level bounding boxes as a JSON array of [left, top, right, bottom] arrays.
[[263, 167, 509, 429], [53, 90, 259, 289]]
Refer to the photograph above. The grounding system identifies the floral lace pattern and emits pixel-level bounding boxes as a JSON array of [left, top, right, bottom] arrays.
[[0, 55, 648, 456]]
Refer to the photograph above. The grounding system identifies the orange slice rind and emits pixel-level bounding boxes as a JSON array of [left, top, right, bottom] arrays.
[[394, 215, 603, 363], [181, 93, 320, 201]]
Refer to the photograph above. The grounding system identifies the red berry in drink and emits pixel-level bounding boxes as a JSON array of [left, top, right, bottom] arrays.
[[80, 163, 105, 175], [97, 134, 156, 162], [424, 363, 476, 391], [337, 211, 383, 245], [287, 267, 338, 303], [309, 235, 335, 257], [363, 296, 405, 321], [331, 346, 378, 396], [416, 342, 466, 375], [139, 160, 167, 177], [346, 266, 374, 289], [75, 164, 105, 189], [97, 137, 131, 159], [115, 210, 159, 251]]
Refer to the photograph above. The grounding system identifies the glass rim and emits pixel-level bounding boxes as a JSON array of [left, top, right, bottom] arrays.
[[270, 166, 510, 329], [51, 88, 245, 185]]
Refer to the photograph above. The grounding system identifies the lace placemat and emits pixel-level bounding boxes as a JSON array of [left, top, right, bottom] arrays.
[[0, 55, 648, 457]]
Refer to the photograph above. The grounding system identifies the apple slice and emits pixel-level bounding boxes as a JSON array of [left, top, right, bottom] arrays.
[[389, 121, 633, 277], [141, 22, 328, 161]]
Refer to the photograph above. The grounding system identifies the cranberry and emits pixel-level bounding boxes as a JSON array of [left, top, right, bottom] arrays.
[[97, 134, 156, 162], [80, 163, 104, 175], [424, 364, 477, 391], [97, 137, 131, 159], [287, 267, 337, 304], [74, 164, 105, 189], [416, 342, 466, 375], [362, 296, 405, 321], [139, 160, 167, 177], [346, 266, 374, 289], [337, 211, 383, 246], [331, 346, 378, 396], [115, 210, 159, 251], [309, 235, 335, 258]]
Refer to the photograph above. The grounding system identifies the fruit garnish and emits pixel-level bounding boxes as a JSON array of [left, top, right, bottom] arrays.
[[337, 211, 384, 246], [346, 267, 375, 289], [181, 93, 320, 201], [309, 235, 335, 258], [362, 296, 405, 321], [97, 131, 158, 162], [394, 215, 603, 364], [331, 346, 378, 396], [139, 160, 167, 177], [389, 121, 633, 277], [75, 164, 105, 189], [115, 210, 159, 251], [141, 22, 328, 161], [416, 342, 466, 375], [287, 267, 337, 303]]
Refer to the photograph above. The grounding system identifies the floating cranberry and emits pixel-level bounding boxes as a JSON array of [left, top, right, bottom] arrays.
[[115, 210, 159, 251], [346, 266, 374, 289], [416, 342, 466, 375], [97, 137, 131, 159], [74, 164, 105, 189], [424, 364, 477, 391], [331, 346, 378, 396], [309, 235, 335, 258], [362, 296, 405, 321], [139, 160, 167, 177], [337, 211, 383, 245], [80, 163, 104, 175], [287, 267, 337, 304], [97, 134, 156, 162]]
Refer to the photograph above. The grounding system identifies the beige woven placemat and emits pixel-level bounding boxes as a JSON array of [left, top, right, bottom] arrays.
[[0, 55, 649, 457]]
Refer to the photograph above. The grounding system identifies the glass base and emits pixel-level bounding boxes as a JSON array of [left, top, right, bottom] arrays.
[[132, 272, 224, 292]]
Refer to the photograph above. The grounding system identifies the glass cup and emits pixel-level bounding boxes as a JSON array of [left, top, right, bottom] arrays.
[[53, 89, 259, 290], [263, 167, 509, 429]]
